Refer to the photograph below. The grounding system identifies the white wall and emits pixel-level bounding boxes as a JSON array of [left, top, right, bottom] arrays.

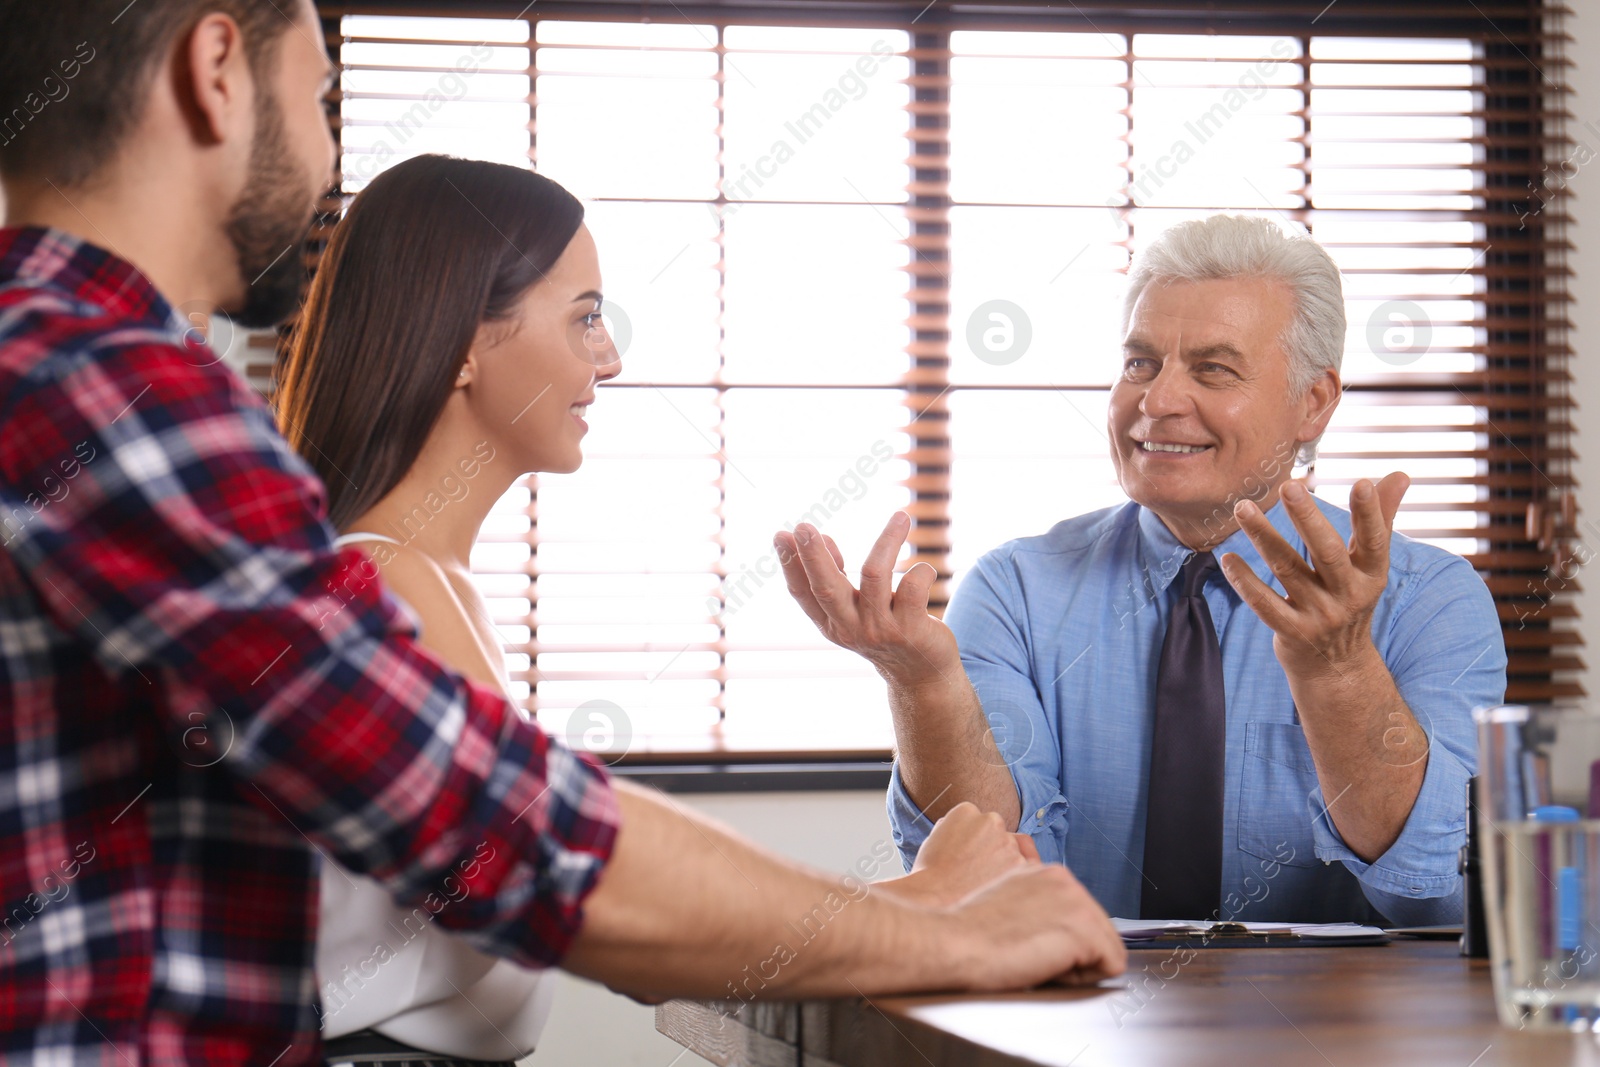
[[525, 789, 897, 1067]]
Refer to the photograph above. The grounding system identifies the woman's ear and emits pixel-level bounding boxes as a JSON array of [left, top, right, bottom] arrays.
[[459, 313, 517, 389]]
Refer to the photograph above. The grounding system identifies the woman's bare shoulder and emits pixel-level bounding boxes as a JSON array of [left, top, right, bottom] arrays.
[[353, 540, 507, 693]]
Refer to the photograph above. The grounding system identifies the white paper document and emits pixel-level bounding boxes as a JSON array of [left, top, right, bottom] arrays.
[[1112, 918, 1387, 940]]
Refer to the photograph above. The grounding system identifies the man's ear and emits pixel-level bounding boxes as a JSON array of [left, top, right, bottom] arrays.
[[176, 13, 255, 148], [1297, 369, 1341, 446]]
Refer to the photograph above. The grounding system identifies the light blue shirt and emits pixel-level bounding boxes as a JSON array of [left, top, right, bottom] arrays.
[[888, 498, 1507, 925]]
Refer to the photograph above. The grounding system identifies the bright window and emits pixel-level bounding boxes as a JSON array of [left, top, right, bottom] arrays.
[[312, 9, 1570, 756]]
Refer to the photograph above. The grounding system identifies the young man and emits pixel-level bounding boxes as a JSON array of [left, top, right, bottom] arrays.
[[0, 2, 1124, 1062]]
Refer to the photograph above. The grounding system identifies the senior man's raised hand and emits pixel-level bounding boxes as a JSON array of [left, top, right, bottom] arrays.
[[1219, 472, 1430, 862], [772, 512, 1023, 829], [1221, 472, 1411, 671], [773, 511, 959, 686]]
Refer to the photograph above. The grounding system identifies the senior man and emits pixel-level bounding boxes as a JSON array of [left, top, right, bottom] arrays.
[[776, 214, 1506, 926]]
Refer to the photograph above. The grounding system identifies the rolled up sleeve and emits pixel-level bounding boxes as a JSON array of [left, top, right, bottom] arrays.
[[1308, 554, 1504, 925], [887, 552, 1070, 868]]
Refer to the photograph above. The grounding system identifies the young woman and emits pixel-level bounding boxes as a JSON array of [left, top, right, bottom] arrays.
[[275, 154, 1102, 1066], [276, 154, 601, 1067]]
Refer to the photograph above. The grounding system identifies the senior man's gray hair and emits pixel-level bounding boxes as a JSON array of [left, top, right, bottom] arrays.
[[1121, 214, 1345, 467]]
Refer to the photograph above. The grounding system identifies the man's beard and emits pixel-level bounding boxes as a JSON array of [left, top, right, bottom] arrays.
[[222, 84, 318, 329]]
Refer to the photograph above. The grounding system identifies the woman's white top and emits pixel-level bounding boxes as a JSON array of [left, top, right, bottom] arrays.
[[316, 532, 557, 1059]]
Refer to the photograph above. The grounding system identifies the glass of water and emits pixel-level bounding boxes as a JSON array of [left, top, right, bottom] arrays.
[[1476, 703, 1600, 1030]]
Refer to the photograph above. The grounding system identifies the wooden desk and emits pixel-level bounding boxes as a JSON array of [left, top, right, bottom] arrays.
[[658, 941, 1600, 1066]]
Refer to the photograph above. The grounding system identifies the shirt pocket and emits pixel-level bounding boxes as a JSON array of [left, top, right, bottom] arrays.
[[1237, 721, 1320, 869]]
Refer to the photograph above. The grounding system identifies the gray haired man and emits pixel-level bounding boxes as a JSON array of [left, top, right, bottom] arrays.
[[777, 213, 1506, 926]]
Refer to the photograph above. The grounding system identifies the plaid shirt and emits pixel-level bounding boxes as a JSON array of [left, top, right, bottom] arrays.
[[0, 226, 619, 1065]]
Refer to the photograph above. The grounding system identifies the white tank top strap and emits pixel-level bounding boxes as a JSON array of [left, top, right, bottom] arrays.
[[332, 531, 404, 549]]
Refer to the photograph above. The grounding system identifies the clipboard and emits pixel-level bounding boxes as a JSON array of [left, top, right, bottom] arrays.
[[1117, 920, 1392, 949]]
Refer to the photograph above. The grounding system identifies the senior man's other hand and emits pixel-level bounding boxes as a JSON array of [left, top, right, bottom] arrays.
[[1220, 472, 1410, 676]]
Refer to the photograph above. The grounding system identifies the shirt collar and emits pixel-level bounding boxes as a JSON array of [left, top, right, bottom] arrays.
[[0, 225, 175, 331], [1136, 496, 1304, 596]]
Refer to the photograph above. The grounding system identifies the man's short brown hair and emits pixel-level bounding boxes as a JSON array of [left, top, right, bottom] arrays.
[[0, 0, 298, 188]]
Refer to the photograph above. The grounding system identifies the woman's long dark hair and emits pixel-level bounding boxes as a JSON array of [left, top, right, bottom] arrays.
[[276, 154, 585, 529]]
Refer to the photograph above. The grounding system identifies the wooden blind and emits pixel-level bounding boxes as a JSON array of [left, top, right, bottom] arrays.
[[285, 0, 1577, 760]]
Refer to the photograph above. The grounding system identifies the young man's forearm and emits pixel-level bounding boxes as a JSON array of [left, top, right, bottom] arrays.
[[563, 781, 945, 998], [886, 669, 1022, 831], [561, 780, 1116, 999]]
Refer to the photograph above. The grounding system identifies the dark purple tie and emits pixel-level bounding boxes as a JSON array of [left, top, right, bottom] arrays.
[[1140, 550, 1226, 919]]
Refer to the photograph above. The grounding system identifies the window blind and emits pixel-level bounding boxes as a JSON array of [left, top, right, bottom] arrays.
[[283, 0, 1575, 759]]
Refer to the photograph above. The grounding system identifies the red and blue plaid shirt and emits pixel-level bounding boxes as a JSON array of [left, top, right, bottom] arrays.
[[0, 226, 619, 1065]]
